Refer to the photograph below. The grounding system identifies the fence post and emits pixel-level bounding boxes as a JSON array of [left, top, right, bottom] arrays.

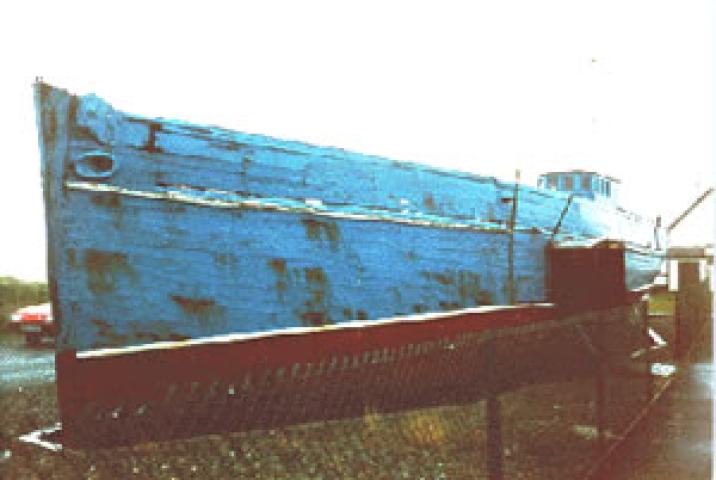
[[674, 262, 701, 359], [484, 329, 503, 480], [673, 289, 681, 360], [704, 276, 713, 325]]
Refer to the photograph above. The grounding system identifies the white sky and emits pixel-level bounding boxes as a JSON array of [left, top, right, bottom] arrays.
[[0, 1, 713, 281]]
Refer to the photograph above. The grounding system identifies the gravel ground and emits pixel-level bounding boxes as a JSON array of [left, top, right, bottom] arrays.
[[0, 315, 673, 480], [0, 370, 663, 478]]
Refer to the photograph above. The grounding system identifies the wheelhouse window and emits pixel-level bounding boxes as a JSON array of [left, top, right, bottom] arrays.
[[564, 175, 574, 191], [581, 174, 591, 190], [538, 171, 618, 200]]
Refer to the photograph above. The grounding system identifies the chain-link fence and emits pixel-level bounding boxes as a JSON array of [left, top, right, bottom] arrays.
[[1, 281, 711, 479]]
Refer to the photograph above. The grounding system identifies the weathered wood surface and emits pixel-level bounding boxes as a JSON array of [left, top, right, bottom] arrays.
[[35, 83, 662, 353]]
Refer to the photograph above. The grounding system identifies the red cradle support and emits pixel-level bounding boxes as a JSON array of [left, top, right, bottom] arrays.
[[54, 302, 641, 448]]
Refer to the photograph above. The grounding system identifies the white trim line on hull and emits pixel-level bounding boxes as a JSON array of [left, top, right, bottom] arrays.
[[66, 180, 540, 234], [65, 180, 661, 254]]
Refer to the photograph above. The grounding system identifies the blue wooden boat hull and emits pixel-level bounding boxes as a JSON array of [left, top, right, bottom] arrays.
[[35, 83, 663, 354], [35, 82, 664, 446]]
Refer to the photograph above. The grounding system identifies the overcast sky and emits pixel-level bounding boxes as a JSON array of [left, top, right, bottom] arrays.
[[0, 1, 713, 281]]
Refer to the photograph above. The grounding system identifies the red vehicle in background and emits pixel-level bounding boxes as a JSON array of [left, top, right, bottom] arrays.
[[9, 303, 55, 346]]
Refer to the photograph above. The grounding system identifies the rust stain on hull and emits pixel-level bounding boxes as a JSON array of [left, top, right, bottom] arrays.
[[171, 295, 216, 315], [84, 249, 133, 294], [269, 258, 288, 275], [298, 266, 332, 327], [268, 258, 289, 299], [300, 311, 329, 327], [422, 269, 494, 309], [301, 218, 341, 250]]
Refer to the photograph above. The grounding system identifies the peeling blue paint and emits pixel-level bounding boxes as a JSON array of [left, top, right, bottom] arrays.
[[35, 83, 664, 353]]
